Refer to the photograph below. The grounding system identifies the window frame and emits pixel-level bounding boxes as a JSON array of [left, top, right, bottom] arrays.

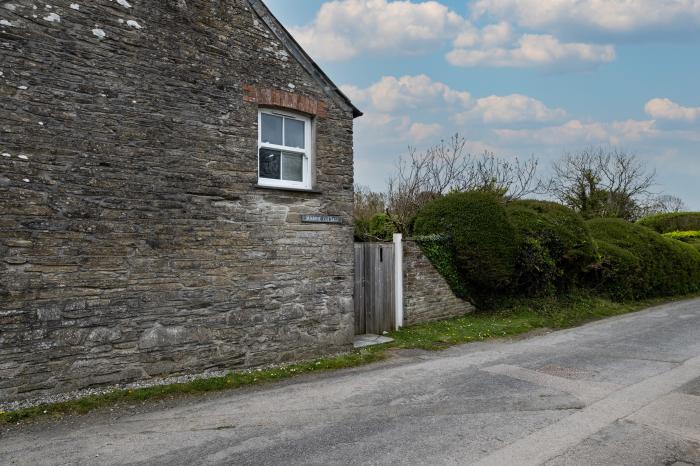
[[257, 108, 313, 190]]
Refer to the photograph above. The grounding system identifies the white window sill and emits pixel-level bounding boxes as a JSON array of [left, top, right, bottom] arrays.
[[253, 184, 322, 194]]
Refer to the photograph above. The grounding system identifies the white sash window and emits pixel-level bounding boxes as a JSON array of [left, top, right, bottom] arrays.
[[258, 109, 312, 190]]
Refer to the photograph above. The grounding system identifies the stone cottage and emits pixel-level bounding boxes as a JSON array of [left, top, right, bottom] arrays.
[[0, 0, 361, 401]]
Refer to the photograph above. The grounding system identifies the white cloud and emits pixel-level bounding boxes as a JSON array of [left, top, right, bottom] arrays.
[[645, 98, 700, 121], [496, 120, 608, 144], [447, 34, 615, 69], [341, 75, 471, 113], [345, 75, 563, 126], [610, 119, 659, 143], [345, 74, 568, 148], [455, 94, 566, 124], [453, 21, 513, 48], [289, 0, 466, 61], [495, 119, 658, 145], [339, 84, 369, 105], [471, 0, 700, 37], [344, 76, 461, 144], [289, 0, 618, 70], [408, 122, 443, 141], [353, 111, 400, 128], [479, 21, 515, 48]]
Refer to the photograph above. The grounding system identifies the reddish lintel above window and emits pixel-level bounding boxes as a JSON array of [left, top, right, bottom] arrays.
[[244, 85, 328, 118]]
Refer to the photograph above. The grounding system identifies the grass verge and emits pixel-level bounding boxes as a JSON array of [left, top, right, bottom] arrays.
[[2, 291, 698, 425], [0, 351, 384, 425], [389, 292, 695, 350]]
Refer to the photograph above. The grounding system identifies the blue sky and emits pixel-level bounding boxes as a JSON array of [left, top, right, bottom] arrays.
[[266, 0, 700, 208]]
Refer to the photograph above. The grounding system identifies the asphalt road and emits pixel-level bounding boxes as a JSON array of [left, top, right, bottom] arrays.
[[2, 299, 700, 465]]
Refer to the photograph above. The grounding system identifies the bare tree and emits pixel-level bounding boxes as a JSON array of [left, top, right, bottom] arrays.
[[386, 134, 542, 233], [548, 147, 656, 220], [653, 194, 687, 213], [354, 184, 386, 220], [637, 194, 687, 218], [386, 136, 469, 233], [471, 152, 541, 200]]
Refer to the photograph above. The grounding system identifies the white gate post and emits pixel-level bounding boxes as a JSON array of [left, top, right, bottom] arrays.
[[393, 233, 404, 330]]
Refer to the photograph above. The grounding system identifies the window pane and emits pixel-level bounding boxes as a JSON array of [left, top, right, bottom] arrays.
[[284, 118, 305, 149], [259, 148, 281, 179], [261, 113, 283, 145], [282, 152, 303, 182]]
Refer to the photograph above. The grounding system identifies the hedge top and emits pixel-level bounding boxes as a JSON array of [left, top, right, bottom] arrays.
[[637, 212, 700, 233], [588, 217, 700, 298], [664, 230, 700, 240], [506, 200, 597, 267], [413, 191, 518, 292]]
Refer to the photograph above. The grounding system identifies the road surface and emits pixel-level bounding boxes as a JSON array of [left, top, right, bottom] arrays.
[[2, 298, 700, 465]]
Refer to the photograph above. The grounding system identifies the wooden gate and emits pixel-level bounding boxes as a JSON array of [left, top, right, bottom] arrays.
[[354, 243, 395, 335]]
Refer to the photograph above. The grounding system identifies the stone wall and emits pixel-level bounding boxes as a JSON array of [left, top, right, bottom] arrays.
[[403, 241, 475, 326], [0, 0, 356, 401]]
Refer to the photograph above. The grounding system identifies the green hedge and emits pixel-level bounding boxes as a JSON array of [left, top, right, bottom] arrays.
[[637, 212, 700, 233], [590, 240, 643, 300], [507, 200, 597, 295], [411, 194, 700, 307], [663, 231, 700, 252], [413, 192, 518, 297], [588, 218, 700, 299], [663, 230, 700, 241], [664, 231, 700, 250]]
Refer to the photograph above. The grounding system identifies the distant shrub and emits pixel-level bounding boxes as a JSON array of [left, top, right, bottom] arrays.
[[637, 212, 700, 233], [354, 213, 396, 242], [368, 213, 395, 241], [507, 200, 597, 295], [354, 218, 370, 242], [588, 218, 700, 299], [413, 192, 518, 298]]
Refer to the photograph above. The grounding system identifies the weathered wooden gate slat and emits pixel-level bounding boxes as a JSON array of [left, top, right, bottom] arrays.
[[354, 244, 365, 335], [354, 243, 395, 335]]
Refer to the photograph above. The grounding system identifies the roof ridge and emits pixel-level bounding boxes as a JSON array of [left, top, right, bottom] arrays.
[[246, 0, 362, 118]]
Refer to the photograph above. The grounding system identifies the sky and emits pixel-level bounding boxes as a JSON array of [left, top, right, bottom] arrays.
[[265, 0, 700, 208]]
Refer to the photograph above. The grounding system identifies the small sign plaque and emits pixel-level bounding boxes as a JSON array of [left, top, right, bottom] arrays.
[[301, 214, 343, 224]]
